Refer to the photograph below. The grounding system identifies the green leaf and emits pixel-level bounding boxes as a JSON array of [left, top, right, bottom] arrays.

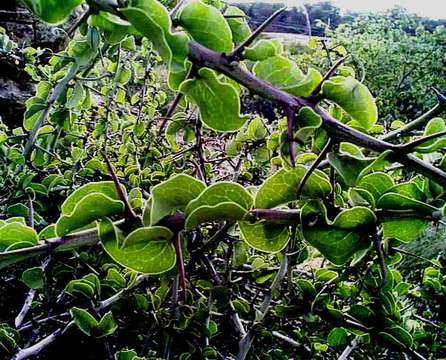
[[327, 327, 348, 347], [379, 325, 413, 348], [122, 0, 190, 86], [0, 222, 38, 252], [22, 267, 44, 289], [382, 218, 428, 243], [22, 0, 83, 24], [99, 218, 176, 274], [322, 76, 377, 131], [348, 187, 375, 207], [357, 172, 394, 202], [177, 0, 233, 53], [377, 193, 437, 215], [89, 12, 136, 45], [185, 202, 248, 230], [150, 174, 205, 225], [332, 207, 376, 229], [238, 221, 289, 253], [388, 182, 425, 200], [253, 56, 322, 97], [224, 6, 251, 44], [185, 182, 253, 216], [96, 312, 118, 337], [61, 181, 122, 214], [243, 39, 281, 61], [328, 152, 373, 187], [293, 107, 323, 143], [23, 98, 46, 131], [179, 68, 249, 132], [254, 166, 332, 209], [302, 227, 368, 266], [56, 193, 125, 236], [70, 307, 98, 337], [415, 117, 446, 153], [121, 6, 172, 64], [247, 117, 267, 140], [66, 81, 85, 109]]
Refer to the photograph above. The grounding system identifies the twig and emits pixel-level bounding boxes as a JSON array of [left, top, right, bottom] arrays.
[[15, 289, 36, 328], [237, 255, 288, 360], [27, 194, 34, 230], [187, 41, 446, 185], [391, 247, 441, 268], [169, 0, 187, 18], [174, 232, 187, 302], [398, 129, 446, 153], [102, 151, 138, 222], [21, 63, 80, 167], [372, 229, 388, 289], [381, 91, 446, 141], [158, 91, 184, 135], [96, 274, 149, 311], [310, 56, 348, 97], [296, 138, 333, 198], [229, 7, 287, 60], [195, 115, 208, 184], [11, 321, 74, 360], [287, 107, 296, 167], [338, 337, 360, 360], [271, 331, 299, 347], [413, 314, 440, 329]]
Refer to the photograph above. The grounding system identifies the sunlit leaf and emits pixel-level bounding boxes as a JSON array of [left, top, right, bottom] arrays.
[[179, 68, 249, 131], [322, 76, 377, 131]]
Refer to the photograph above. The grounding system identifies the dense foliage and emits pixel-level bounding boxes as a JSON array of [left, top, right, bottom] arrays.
[[0, 1, 445, 359]]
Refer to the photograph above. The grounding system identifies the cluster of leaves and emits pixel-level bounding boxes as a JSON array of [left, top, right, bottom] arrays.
[[293, 6, 446, 123], [0, 0, 445, 359]]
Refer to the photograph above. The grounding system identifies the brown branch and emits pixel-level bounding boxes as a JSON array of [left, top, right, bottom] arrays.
[[187, 41, 446, 186]]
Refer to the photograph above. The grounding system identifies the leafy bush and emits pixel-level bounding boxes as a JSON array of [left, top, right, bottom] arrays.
[[0, 1, 445, 359]]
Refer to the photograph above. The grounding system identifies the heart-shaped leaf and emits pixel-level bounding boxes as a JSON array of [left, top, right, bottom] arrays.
[[177, 0, 233, 53], [302, 227, 368, 266], [56, 188, 125, 237], [382, 218, 428, 243], [185, 202, 248, 230], [185, 182, 253, 216], [322, 76, 378, 131], [150, 174, 205, 225], [179, 68, 249, 132], [238, 220, 289, 253], [253, 56, 322, 97], [224, 6, 251, 44], [99, 218, 176, 274], [255, 166, 332, 209], [0, 222, 38, 252], [243, 39, 282, 61], [357, 172, 394, 203]]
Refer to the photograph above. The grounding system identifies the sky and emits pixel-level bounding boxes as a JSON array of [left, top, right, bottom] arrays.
[[231, 0, 446, 19]]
